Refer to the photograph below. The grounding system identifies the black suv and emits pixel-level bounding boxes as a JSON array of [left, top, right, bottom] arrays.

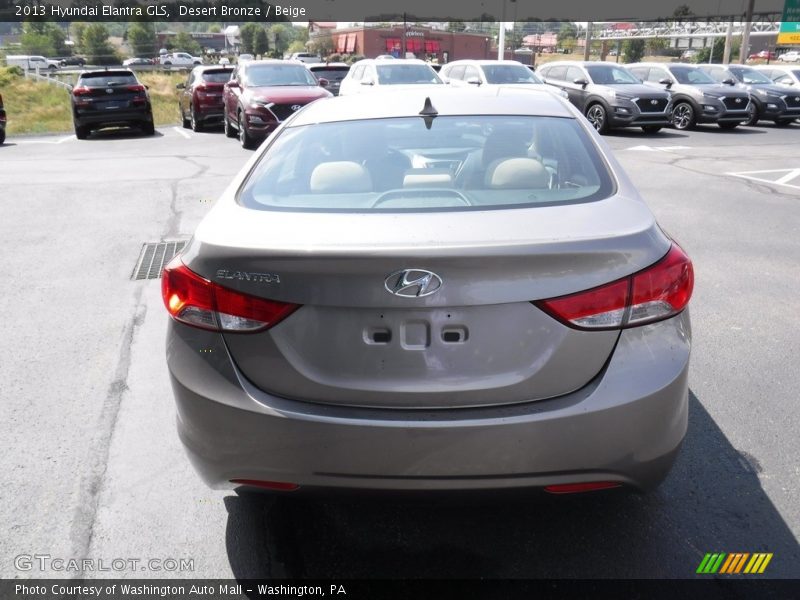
[[70, 70, 154, 139], [0, 92, 6, 144], [537, 61, 672, 134], [698, 64, 800, 126]]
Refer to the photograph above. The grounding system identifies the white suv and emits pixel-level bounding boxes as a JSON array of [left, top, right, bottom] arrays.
[[160, 52, 203, 67], [289, 52, 322, 64], [338, 59, 443, 95]]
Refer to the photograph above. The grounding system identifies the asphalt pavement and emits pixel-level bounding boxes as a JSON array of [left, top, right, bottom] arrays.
[[0, 121, 798, 580]]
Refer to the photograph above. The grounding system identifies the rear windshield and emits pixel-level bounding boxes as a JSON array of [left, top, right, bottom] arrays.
[[201, 69, 233, 83], [310, 67, 349, 81], [483, 64, 542, 84], [376, 64, 442, 85], [79, 72, 137, 86], [244, 64, 317, 86], [238, 115, 614, 213]]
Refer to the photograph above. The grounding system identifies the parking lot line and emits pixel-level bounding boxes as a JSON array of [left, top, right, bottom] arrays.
[[727, 168, 800, 191], [14, 135, 75, 145], [172, 127, 192, 140]]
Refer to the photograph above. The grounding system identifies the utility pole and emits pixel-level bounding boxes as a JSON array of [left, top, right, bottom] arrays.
[[738, 0, 755, 64], [497, 1, 506, 60], [584, 22, 592, 61], [723, 20, 734, 64]]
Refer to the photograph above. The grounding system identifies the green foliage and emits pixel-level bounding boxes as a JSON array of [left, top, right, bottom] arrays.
[[328, 53, 342, 63], [173, 31, 203, 57], [239, 23, 262, 55], [694, 37, 739, 63], [622, 39, 646, 63], [82, 23, 117, 65], [269, 24, 293, 55], [447, 21, 467, 33], [0, 66, 25, 87], [286, 40, 306, 56], [253, 28, 269, 56], [70, 23, 88, 54], [127, 22, 157, 58], [20, 22, 69, 56]]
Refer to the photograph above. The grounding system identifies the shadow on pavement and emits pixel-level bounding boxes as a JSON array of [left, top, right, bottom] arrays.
[[84, 127, 165, 140], [224, 390, 799, 579]]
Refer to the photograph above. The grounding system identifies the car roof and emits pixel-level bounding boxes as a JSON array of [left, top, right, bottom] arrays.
[[193, 65, 233, 73], [290, 87, 573, 127], [539, 61, 628, 68], [445, 60, 526, 66], [354, 58, 429, 66], [306, 63, 350, 68]]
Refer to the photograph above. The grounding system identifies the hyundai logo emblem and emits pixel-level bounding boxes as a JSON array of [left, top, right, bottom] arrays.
[[735, 98, 742, 103], [384, 269, 443, 298], [650, 99, 658, 105], [795, 97, 800, 102], [290, 104, 302, 111]]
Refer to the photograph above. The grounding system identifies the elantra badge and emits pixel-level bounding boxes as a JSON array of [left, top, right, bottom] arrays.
[[384, 269, 442, 298]]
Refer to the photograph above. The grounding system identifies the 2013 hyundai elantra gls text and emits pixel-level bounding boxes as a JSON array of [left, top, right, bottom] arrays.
[[163, 87, 693, 495]]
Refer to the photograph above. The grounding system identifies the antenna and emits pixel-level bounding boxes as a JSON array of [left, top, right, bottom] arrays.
[[419, 97, 438, 130]]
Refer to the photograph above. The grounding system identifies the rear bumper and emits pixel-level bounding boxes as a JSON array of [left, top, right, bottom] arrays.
[[168, 311, 691, 493], [74, 107, 152, 128]]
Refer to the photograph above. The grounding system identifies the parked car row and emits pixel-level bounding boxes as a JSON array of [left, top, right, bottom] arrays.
[[535, 60, 800, 133]]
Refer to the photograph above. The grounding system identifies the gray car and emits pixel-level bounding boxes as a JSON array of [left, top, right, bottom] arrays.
[[163, 87, 694, 496], [697, 64, 800, 126], [628, 62, 751, 130], [537, 61, 672, 134]]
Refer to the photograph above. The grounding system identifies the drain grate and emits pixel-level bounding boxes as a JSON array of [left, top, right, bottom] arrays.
[[131, 240, 187, 280]]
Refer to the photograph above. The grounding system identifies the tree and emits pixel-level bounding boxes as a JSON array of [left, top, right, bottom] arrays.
[[557, 22, 578, 48], [127, 22, 157, 58], [622, 39, 646, 63], [695, 37, 739, 63], [70, 23, 88, 54], [646, 37, 668, 56], [269, 24, 293, 56], [286, 40, 306, 55], [673, 5, 694, 19], [20, 22, 68, 57], [82, 23, 117, 65], [308, 34, 333, 58], [173, 31, 202, 56], [447, 21, 467, 33], [239, 23, 261, 55], [253, 28, 269, 56]]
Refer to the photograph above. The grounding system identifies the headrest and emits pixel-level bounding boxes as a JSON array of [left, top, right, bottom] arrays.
[[403, 169, 454, 188], [309, 161, 372, 193], [485, 157, 550, 189]]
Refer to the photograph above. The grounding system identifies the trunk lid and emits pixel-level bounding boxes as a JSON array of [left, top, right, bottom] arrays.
[[183, 194, 670, 409]]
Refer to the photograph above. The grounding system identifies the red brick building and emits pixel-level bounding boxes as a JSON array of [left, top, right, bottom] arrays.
[[321, 26, 493, 63]]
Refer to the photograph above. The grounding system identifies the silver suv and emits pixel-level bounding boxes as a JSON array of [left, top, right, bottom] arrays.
[[537, 61, 672, 134], [628, 63, 751, 130]]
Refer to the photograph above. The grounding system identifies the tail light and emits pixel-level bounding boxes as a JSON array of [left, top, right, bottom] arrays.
[[535, 243, 693, 330], [125, 84, 146, 104], [195, 84, 208, 99], [161, 256, 299, 333], [72, 86, 91, 106]]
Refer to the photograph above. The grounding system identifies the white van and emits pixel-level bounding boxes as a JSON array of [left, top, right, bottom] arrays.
[[5, 55, 60, 71]]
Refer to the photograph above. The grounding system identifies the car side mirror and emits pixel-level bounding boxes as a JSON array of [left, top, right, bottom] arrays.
[[175, 83, 185, 89], [361, 77, 375, 86], [227, 80, 239, 88], [466, 76, 482, 86], [722, 77, 736, 86], [658, 77, 673, 88], [318, 77, 329, 87], [573, 77, 589, 87]]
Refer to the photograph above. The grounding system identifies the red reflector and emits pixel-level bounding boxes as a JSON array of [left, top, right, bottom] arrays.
[[161, 256, 300, 332], [230, 479, 299, 491], [544, 481, 622, 494], [534, 242, 693, 330]]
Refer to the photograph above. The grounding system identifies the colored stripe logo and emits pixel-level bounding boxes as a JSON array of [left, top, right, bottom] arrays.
[[697, 553, 773, 574]]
